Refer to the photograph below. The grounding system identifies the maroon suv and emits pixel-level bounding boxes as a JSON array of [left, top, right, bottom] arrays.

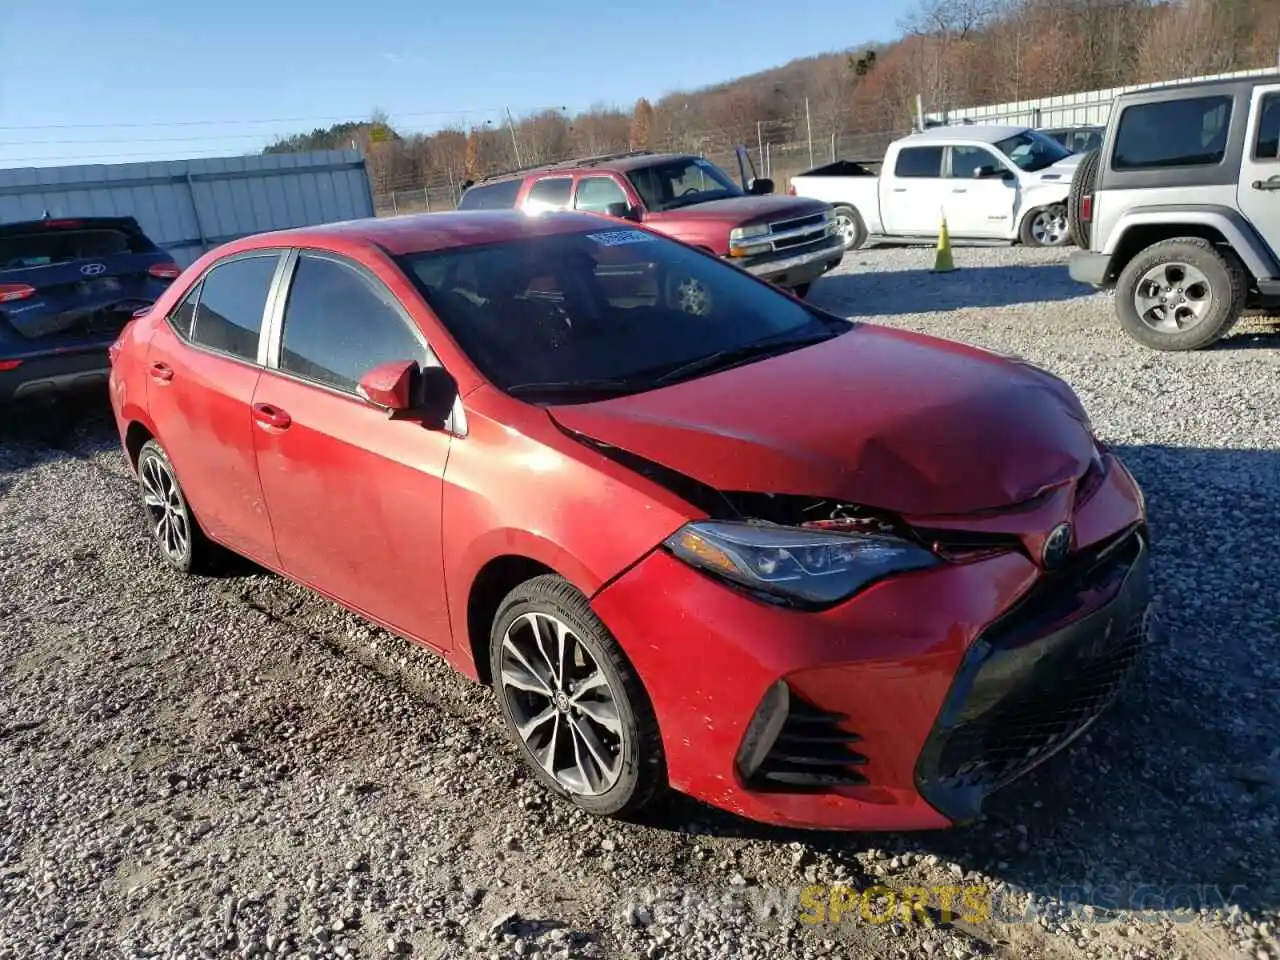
[[456, 151, 844, 297]]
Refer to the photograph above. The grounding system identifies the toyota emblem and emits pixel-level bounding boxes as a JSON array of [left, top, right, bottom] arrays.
[[80, 263, 107, 276], [1041, 522, 1074, 571]]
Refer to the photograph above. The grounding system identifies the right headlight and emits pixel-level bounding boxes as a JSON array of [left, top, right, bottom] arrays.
[[663, 520, 938, 606]]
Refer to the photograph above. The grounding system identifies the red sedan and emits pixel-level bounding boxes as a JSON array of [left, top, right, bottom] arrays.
[[107, 210, 1153, 831]]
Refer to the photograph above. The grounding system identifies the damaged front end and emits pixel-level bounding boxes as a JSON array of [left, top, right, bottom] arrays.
[[567, 427, 1030, 611]]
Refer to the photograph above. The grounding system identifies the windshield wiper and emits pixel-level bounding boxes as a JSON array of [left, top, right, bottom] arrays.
[[506, 377, 652, 400], [651, 330, 837, 386]]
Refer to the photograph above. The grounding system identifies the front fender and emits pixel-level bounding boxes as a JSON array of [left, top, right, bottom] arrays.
[[1016, 182, 1071, 229]]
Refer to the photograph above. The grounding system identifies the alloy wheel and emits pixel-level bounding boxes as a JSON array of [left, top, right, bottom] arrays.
[[835, 212, 859, 248], [498, 611, 624, 796], [1031, 207, 1068, 246], [140, 454, 190, 564], [1133, 262, 1213, 332]]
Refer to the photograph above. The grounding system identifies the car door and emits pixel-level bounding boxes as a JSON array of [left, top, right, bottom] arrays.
[[1237, 83, 1280, 258], [251, 249, 454, 650], [144, 251, 286, 567], [573, 174, 634, 216], [946, 145, 1017, 239], [882, 145, 949, 235]]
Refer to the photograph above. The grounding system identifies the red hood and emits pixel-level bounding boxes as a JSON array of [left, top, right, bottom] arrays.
[[547, 325, 1096, 517], [647, 195, 828, 226]]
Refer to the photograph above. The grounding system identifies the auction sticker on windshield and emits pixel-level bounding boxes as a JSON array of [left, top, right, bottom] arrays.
[[586, 230, 657, 246]]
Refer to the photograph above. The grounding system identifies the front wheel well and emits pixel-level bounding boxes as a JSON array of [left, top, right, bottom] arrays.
[[124, 421, 154, 471], [1107, 224, 1233, 283], [466, 555, 557, 685]]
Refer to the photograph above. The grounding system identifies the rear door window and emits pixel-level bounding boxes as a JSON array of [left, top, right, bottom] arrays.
[[189, 254, 280, 362], [456, 179, 522, 210], [1113, 96, 1233, 169], [1255, 93, 1280, 160], [277, 253, 427, 394], [524, 177, 573, 213], [894, 147, 944, 178]]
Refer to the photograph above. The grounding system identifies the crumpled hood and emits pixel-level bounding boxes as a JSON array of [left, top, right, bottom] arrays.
[[548, 325, 1096, 517]]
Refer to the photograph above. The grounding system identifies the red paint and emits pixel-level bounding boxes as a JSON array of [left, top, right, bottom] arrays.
[[357, 360, 416, 411], [108, 211, 1148, 831]]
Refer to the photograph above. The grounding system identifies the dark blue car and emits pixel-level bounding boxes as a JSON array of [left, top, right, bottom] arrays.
[[0, 215, 180, 402]]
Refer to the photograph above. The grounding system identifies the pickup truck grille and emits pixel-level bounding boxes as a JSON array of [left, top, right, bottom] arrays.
[[767, 213, 832, 252]]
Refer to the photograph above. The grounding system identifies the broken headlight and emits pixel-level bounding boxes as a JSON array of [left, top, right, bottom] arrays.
[[664, 520, 938, 606]]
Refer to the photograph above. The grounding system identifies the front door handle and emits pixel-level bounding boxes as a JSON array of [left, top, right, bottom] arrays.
[[149, 361, 174, 383], [252, 402, 292, 430], [952, 188, 968, 194], [1251, 177, 1280, 191]]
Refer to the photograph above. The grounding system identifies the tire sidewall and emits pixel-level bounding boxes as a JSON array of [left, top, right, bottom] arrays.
[[833, 205, 866, 251], [489, 588, 646, 817], [137, 440, 195, 573], [1022, 204, 1069, 248], [1115, 240, 1240, 350]]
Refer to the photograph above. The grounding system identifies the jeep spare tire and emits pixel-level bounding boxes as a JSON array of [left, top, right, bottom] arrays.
[[1067, 149, 1100, 249]]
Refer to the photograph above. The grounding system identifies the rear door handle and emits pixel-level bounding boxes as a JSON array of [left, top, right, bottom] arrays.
[[252, 402, 292, 430], [892, 187, 908, 192], [149, 361, 173, 383], [1252, 177, 1280, 191]]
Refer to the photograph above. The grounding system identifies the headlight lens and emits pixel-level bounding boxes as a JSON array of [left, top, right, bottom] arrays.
[[729, 224, 771, 244], [664, 520, 938, 606]]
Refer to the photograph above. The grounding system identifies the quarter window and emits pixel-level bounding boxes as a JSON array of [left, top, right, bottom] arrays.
[[168, 284, 200, 340], [574, 176, 629, 213], [456, 179, 521, 210], [189, 254, 279, 362], [894, 147, 944, 178], [1113, 96, 1233, 170], [278, 254, 426, 394]]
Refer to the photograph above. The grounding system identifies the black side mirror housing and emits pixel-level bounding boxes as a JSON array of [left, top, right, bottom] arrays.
[[605, 201, 643, 221], [748, 177, 775, 196]]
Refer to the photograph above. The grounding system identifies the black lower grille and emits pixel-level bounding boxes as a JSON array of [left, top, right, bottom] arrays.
[[751, 695, 868, 791], [916, 527, 1152, 822]]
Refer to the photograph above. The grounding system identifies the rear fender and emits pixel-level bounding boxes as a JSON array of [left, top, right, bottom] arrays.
[[1099, 205, 1280, 280]]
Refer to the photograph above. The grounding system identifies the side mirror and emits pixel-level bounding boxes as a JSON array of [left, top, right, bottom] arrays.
[[605, 201, 643, 221], [358, 359, 419, 412], [748, 177, 775, 195], [973, 165, 996, 178]]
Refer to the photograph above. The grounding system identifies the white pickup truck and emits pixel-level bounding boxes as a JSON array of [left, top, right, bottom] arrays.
[[788, 125, 1084, 250]]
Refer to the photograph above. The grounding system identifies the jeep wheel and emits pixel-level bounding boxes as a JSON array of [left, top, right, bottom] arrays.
[[1020, 204, 1070, 248], [1115, 238, 1245, 351], [1067, 149, 1100, 249]]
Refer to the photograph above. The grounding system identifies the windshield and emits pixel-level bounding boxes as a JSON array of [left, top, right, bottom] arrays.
[[399, 227, 845, 401], [627, 158, 744, 213], [994, 130, 1073, 172]]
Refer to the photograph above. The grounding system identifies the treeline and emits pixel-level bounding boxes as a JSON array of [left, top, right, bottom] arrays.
[[264, 0, 1280, 198]]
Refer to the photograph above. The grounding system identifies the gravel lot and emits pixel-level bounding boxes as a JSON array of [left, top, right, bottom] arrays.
[[2, 242, 1278, 960]]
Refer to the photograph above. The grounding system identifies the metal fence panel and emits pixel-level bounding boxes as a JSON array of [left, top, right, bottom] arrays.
[[929, 67, 1280, 130], [0, 150, 375, 266]]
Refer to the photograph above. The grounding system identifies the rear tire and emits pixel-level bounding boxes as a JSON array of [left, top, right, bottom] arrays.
[[1068, 150, 1101, 249], [1114, 238, 1246, 351], [832, 204, 867, 251], [136, 439, 218, 574], [490, 574, 667, 819]]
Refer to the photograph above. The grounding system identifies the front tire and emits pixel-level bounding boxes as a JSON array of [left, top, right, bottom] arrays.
[[1114, 238, 1246, 351], [832, 204, 867, 251], [136, 439, 216, 574], [1020, 204, 1070, 248], [490, 575, 666, 819]]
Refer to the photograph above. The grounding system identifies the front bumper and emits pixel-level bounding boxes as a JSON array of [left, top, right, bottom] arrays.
[[735, 233, 845, 287], [1068, 250, 1111, 287], [591, 453, 1151, 831]]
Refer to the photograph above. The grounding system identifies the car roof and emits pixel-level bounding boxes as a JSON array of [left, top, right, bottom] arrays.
[[218, 209, 630, 258], [902, 124, 1030, 145], [478, 152, 698, 185]]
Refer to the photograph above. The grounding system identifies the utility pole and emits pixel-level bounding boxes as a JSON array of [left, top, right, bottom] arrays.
[[757, 120, 765, 175], [505, 106, 523, 167], [804, 97, 814, 169]]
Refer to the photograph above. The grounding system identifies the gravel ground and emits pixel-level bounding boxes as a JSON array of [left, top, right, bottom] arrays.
[[2, 242, 1278, 960]]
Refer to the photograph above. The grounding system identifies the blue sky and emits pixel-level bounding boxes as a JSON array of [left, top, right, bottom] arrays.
[[0, 0, 908, 169]]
